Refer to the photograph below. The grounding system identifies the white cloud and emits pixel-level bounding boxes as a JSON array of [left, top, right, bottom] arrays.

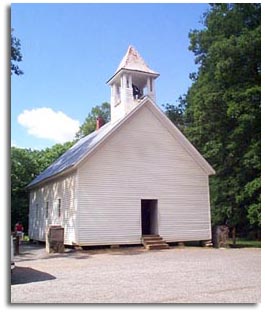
[[17, 107, 80, 143]]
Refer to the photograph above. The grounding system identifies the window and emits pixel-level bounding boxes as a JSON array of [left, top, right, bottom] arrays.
[[58, 199, 61, 218], [45, 201, 49, 219]]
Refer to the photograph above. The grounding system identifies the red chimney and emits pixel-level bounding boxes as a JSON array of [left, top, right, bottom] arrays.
[[96, 116, 105, 130]]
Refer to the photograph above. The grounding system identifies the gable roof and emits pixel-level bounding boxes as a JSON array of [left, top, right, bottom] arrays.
[[27, 97, 215, 189]]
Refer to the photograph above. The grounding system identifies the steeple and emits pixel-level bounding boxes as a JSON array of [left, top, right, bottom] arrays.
[[107, 46, 159, 122], [115, 45, 158, 75]]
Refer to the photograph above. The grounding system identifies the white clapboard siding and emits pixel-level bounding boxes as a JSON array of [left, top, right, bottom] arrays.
[[77, 104, 211, 245], [28, 171, 77, 245]]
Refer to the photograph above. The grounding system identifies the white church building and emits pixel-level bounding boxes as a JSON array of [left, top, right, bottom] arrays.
[[27, 46, 215, 248]]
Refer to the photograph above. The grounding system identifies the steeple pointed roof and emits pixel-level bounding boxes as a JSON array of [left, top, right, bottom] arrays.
[[116, 45, 159, 75], [107, 46, 159, 84]]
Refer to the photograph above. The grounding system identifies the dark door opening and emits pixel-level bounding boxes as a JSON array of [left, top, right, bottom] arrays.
[[141, 199, 158, 235]]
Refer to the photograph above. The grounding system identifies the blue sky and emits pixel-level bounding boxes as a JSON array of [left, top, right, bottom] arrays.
[[11, 3, 210, 150]]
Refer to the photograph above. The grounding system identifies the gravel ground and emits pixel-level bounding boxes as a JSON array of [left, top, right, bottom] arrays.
[[10, 243, 261, 304]]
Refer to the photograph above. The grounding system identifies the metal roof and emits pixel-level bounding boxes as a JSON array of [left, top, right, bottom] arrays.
[[27, 121, 117, 188]]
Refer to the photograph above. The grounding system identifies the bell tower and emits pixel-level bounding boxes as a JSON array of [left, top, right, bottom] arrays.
[[107, 46, 159, 123]]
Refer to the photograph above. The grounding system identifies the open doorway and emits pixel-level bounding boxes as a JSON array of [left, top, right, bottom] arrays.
[[141, 199, 158, 235]]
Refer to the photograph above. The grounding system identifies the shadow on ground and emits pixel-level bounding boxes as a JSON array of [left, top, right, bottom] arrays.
[[11, 266, 56, 285], [15, 242, 91, 262], [229, 244, 261, 249], [103, 249, 147, 256], [81, 244, 148, 256]]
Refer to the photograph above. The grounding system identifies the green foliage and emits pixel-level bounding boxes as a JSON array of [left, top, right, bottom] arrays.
[[11, 147, 39, 231], [162, 97, 186, 132], [11, 29, 24, 76], [183, 3, 261, 233], [164, 4, 260, 235], [76, 102, 110, 139]]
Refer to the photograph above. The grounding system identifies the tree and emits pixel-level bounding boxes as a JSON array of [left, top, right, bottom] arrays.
[[11, 147, 39, 232], [162, 96, 186, 132], [182, 3, 261, 237], [76, 102, 110, 139], [11, 29, 24, 75]]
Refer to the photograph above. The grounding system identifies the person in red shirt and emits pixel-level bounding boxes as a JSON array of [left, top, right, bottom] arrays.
[[14, 222, 24, 243]]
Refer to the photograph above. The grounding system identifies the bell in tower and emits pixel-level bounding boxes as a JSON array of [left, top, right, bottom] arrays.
[[107, 46, 159, 123]]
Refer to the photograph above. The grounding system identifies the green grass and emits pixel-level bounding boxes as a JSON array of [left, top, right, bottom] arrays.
[[22, 235, 30, 242], [228, 238, 261, 248]]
